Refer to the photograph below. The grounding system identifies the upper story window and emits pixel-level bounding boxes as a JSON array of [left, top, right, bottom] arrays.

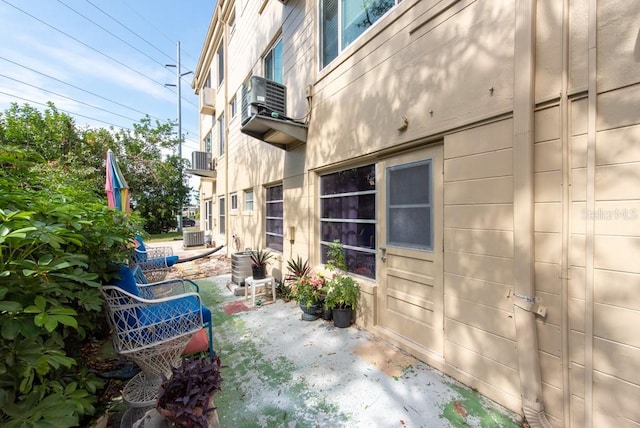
[[218, 113, 225, 156], [230, 95, 237, 119], [204, 70, 212, 88], [264, 38, 283, 84], [217, 43, 224, 86], [320, 0, 400, 69], [204, 130, 212, 153], [229, 10, 236, 36]]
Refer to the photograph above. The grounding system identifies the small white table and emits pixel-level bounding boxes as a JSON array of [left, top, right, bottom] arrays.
[[244, 276, 276, 306]]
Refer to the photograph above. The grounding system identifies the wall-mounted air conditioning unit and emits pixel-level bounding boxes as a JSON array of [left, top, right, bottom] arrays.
[[241, 76, 286, 124], [200, 87, 215, 115], [191, 151, 214, 171]]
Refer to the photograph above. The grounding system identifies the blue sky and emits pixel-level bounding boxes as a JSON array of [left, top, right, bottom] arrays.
[[0, 0, 216, 158]]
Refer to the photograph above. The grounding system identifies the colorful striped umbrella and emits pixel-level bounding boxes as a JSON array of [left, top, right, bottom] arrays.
[[105, 149, 130, 213]]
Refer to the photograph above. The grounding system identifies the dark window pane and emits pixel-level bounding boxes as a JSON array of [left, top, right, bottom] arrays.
[[321, 194, 375, 219], [320, 244, 376, 279], [266, 201, 283, 217], [321, 222, 375, 249], [266, 234, 283, 252], [266, 218, 283, 235], [321, 165, 375, 195], [266, 185, 283, 201], [266, 185, 283, 252], [322, 0, 339, 67]]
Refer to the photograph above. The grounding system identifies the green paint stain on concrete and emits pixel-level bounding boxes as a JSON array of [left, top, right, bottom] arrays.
[[198, 279, 348, 427], [441, 384, 521, 428]]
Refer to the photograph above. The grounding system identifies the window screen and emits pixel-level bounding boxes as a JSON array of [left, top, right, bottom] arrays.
[[387, 160, 432, 250]]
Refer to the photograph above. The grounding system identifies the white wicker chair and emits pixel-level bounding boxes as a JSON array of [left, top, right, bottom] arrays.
[[131, 235, 178, 282], [101, 265, 209, 406]]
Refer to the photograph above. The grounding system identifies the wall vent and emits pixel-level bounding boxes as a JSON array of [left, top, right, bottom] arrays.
[[241, 76, 286, 124]]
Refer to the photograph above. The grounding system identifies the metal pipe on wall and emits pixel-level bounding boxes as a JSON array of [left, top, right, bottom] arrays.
[[513, 0, 552, 426], [560, 0, 572, 422]]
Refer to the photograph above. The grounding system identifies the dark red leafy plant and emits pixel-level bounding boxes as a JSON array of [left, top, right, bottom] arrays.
[[157, 356, 224, 427]]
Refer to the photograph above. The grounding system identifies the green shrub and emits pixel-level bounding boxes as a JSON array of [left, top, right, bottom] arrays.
[[0, 146, 140, 426]]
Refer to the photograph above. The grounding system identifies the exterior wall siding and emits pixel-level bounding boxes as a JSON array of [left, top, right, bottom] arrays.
[[443, 119, 520, 412], [192, 0, 640, 425]]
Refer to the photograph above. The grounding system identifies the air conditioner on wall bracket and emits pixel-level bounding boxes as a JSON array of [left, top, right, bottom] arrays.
[[241, 75, 287, 125]]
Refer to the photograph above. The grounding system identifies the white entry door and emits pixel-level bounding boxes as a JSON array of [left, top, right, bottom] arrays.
[[376, 144, 444, 358]]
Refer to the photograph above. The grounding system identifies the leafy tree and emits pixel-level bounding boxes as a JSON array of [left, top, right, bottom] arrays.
[[0, 103, 192, 233]]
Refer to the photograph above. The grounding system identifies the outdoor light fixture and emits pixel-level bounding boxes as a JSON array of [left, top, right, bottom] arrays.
[[288, 226, 296, 244]]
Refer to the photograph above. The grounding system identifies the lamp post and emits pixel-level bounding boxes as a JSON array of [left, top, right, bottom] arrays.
[[166, 41, 193, 233]]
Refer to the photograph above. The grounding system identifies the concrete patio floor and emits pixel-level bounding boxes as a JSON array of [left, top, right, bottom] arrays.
[[189, 274, 523, 428]]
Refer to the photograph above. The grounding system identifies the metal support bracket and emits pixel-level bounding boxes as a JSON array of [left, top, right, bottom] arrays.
[[513, 294, 547, 318]]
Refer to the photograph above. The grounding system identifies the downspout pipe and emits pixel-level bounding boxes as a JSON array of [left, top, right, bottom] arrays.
[[513, 1, 552, 427]]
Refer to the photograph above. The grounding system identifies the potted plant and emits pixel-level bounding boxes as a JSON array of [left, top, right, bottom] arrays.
[[156, 356, 224, 427], [249, 248, 273, 279], [291, 273, 325, 320], [286, 256, 325, 320], [323, 240, 360, 328]]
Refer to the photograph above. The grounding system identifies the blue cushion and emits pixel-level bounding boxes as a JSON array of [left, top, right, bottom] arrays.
[[139, 296, 208, 325], [112, 265, 140, 297]]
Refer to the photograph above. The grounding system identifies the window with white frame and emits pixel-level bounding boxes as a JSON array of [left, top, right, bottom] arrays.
[[264, 38, 283, 84], [244, 189, 254, 211], [206, 200, 213, 231], [231, 193, 238, 211], [218, 113, 225, 156], [265, 185, 283, 252], [230, 95, 237, 119], [219, 196, 226, 234], [217, 43, 224, 86], [204, 130, 212, 153], [320, 164, 376, 279], [320, 0, 400, 69]]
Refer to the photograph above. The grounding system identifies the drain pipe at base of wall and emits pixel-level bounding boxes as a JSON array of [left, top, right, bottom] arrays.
[[513, 1, 552, 427]]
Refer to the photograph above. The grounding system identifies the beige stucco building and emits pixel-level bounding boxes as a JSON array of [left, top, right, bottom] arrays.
[[190, 0, 640, 426]]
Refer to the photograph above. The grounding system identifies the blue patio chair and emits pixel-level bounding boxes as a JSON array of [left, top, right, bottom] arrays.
[[132, 265, 215, 360], [100, 264, 213, 406], [131, 235, 179, 282]]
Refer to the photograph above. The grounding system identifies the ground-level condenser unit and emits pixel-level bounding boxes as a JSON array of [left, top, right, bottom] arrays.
[[241, 75, 287, 124], [183, 230, 205, 248]]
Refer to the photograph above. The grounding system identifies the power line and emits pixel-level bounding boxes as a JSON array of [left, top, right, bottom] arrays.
[[0, 73, 142, 123], [80, 0, 199, 109], [0, 56, 168, 124], [55, 0, 173, 71], [83, 0, 175, 64], [1, 0, 172, 94], [112, 0, 202, 66]]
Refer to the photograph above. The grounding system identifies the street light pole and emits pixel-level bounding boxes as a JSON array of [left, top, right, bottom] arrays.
[[166, 41, 193, 234]]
